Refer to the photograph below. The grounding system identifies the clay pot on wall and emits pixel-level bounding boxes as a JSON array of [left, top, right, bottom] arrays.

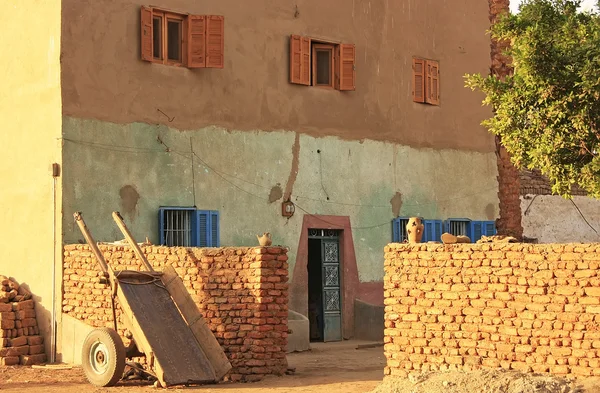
[[257, 232, 272, 247], [406, 217, 424, 244]]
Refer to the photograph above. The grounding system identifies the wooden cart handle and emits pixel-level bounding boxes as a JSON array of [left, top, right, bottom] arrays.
[[112, 211, 154, 272], [73, 212, 115, 285]]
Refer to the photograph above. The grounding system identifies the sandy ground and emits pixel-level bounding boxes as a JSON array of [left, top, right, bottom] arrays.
[[4, 341, 599, 393], [373, 369, 600, 393], [0, 341, 386, 393]]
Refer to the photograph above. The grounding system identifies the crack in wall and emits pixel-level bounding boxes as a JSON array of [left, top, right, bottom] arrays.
[[283, 132, 301, 201]]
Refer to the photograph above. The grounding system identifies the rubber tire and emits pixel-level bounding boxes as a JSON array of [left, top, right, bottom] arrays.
[[81, 328, 126, 387]]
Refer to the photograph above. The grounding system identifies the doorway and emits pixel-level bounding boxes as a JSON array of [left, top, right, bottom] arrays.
[[307, 229, 342, 342]]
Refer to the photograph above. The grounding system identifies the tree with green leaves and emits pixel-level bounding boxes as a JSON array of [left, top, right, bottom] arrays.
[[466, 0, 600, 198]]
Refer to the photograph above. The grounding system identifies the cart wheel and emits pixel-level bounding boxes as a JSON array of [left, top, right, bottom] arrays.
[[82, 328, 126, 387]]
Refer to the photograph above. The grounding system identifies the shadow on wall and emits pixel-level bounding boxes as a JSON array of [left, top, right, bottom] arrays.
[[353, 299, 384, 342]]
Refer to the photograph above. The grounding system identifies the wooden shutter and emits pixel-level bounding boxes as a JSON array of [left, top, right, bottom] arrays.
[[205, 16, 224, 68], [210, 211, 220, 247], [141, 6, 153, 61], [289, 35, 310, 85], [483, 221, 497, 236], [187, 15, 206, 68], [470, 221, 483, 242], [423, 220, 443, 242], [426, 60, 440, 105], [412, 58, 425, 103], [338, 44, 356, 91]]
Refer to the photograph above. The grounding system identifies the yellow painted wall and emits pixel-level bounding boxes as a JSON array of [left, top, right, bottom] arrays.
[[0, 0, 62, 359]]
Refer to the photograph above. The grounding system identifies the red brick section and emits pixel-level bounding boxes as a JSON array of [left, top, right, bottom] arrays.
[[63, 245, 289, 382], [489, 0, 524, 240], [384, 243, 600, 378], [520, 169, 587, 196], [0, 276, 46, 366]]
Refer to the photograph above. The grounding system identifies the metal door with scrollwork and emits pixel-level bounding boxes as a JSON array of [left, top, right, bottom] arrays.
[[321, 239, 342, 342]]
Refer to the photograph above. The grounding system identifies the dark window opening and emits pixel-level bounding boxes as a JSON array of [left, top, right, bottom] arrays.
[[312, 44, 334, 88], [160, 208, 193, 247], [167, 19, 182, 61], [316, 50, 331, 85]]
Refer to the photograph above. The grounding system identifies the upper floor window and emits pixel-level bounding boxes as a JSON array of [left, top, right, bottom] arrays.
[[413, 58, 440, 105], [141, 6, 224, 69], [289, 35, 356, 91]]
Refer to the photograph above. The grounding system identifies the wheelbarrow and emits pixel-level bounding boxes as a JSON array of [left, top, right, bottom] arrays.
[[73, 211, 231, 387]]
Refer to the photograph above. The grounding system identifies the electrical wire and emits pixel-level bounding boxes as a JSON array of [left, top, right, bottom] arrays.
[[61, 137, 500, 210], [570, 198, 600, 237], [523, 194, 540, 216]]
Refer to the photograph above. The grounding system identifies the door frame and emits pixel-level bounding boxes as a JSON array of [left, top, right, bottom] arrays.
[[291, 215, 359, 339]]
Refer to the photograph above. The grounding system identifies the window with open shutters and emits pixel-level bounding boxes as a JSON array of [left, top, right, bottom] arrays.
[[392, 218, 443, 243], [444, 219, 496, 242], [141, 6, 224, 69], [290, 35, 355, 91], [413, 57, 440, 105], [159, 207, 220, 247], [392, 218, 495, 243]]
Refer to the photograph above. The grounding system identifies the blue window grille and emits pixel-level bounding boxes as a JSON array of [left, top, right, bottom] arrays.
[[392, 218, 443, 243], [444, 218, 471, 238], [392, 217, 410, 242], [444, 218, 496, 242], [159, 207, 220, 247]]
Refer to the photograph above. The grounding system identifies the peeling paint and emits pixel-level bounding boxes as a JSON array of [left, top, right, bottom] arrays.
[[119, 185, 140, 220], [268, 184, 283, 203], [390, 192, 403, 218]]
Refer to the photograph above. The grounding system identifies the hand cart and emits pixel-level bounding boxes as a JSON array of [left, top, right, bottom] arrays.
[[73, 211, 231, 387]]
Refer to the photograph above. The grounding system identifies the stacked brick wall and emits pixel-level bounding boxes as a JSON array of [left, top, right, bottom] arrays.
[[63, 245, 288, 382], [0, 276, 46, 366], [520, 169, 587, 196], [384, 243, 600, 378], [489, 0, 524, 239]]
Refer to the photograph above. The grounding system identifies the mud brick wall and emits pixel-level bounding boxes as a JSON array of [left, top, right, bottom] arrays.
[[62, 245, 289, 382], [384, 243, 600, 378]]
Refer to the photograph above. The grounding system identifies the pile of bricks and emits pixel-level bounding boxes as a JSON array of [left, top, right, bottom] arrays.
[[63, 244, 289, 382], [0, 276, 46, 366], [384, 242, 600, 378]]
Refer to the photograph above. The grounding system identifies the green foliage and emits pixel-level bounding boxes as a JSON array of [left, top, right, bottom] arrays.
[[466, 0, 600, 198]]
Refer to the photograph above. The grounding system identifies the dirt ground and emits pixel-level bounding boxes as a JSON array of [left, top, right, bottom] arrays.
[[0, 341, 386, 393], [372, 369, 600, 393], [3, 341, 600, 393]]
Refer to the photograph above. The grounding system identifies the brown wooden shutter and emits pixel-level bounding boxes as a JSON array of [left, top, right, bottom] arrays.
[[289, 35, 311, 86], [300, 37, 310, 85], [141, 6, 153, 61], [412, 58, 425, 103], [338, 44, 356, 91], [205, 16, 224, 68], [334, 45, 340, 89], [425, 60, 440, 105], [187, 15, 206, 68]]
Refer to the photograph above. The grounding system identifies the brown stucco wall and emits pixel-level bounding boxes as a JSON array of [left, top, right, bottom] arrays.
[[61, 0, 495, 153]]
